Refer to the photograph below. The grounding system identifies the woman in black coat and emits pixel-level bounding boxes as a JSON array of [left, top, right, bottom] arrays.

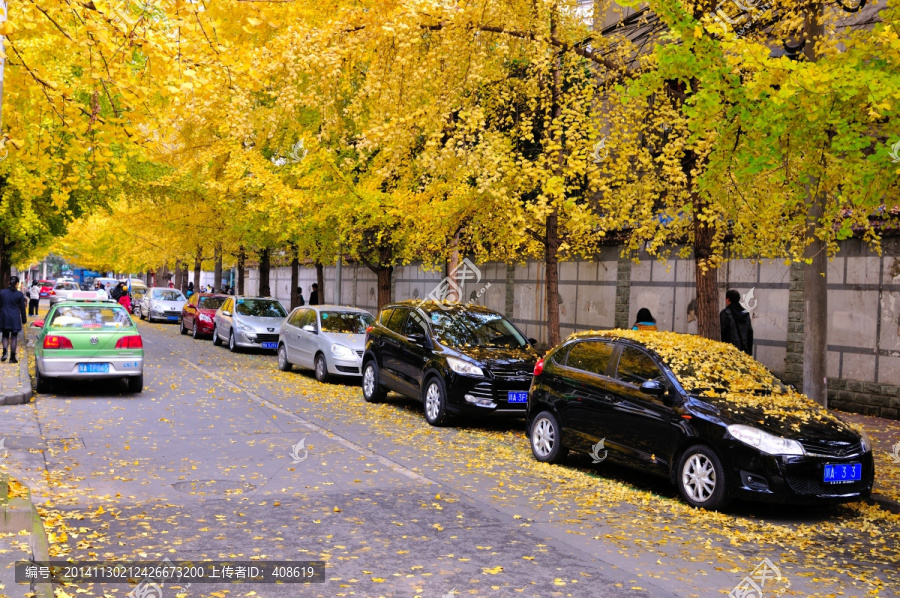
[[0, 276, 28, 363]]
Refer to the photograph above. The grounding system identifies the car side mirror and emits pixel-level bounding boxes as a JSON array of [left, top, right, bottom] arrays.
[[302, 324, 317, 334], [527, 337, 538, 346], [640, 380, 666, 397], [222, 310, 231, 317], [31, 320, 44, 328], [406, 332, 427, 346]]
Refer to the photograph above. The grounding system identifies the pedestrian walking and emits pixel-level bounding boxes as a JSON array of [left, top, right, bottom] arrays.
[[111, 282, 125, 301], [296, 287, 305, 307], [117, 290, 132, 313], [0, 276, 28, 364], [720, 289, 754, 355], [309, 283, 319, 306], [632, 308, 658, 331], [168, 279, 175, 289], [28, 281, 41, 317], [186, 282, 194, 298]]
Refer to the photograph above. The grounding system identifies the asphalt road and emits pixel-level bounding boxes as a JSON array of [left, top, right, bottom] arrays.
[[2, 319, 899, 597]]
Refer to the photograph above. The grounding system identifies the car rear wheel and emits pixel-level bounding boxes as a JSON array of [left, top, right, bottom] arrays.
[[212, 327, 222, 346], [314, 353, 329, 383], [362, 360, 386, 403], [228, 330, 239, 353], [278, 344, 292, 372], [530, 411, 568, 464], [34, 365, 49, 394], [677, 445, 728, 510], [423, 377, 450, 427], [179, 317, 188, 335], [127, 374, 143, 393]]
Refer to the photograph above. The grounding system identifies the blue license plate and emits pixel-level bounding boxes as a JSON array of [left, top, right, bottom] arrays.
[[167, 316, 179, 321], [261, 342, 278, 350], [78, 363, 110, 374], [507, 391, 529, 403], [823, 462, 862, 483]]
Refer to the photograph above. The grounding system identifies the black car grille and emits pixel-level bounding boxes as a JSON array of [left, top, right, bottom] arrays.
[[356, 350, 364, 358], [164, 311, 180, 317], [468, 382, 494, 400], [489, 363, 534, 379], [466, 380, 530, 405], [785, 476, 866, 496], [336, 365, 360, 374], [254, 334, 280, 343], [799, 440, 864, 459]]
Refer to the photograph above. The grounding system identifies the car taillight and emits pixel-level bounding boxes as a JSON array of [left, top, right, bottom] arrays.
[[49, 290, 56, 295], [115, 336, 143, 349], [366, 326, 373, 333], [534, 358, 544, 377], [43, 336, 73, 349]]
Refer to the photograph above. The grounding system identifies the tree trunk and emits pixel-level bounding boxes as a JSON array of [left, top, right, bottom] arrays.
[[376, 266, 392, 311], [545, 212, 561, 347], [446, 229, 461, 302], [0, 235, 11, 289], [801, 2, 828, 406], [237, 246, 246, 295], [290, 245, 300, 309], [315, 262, 325, 303], [174, 261, 184, 292], [193, 248, 202, 288], [214, 244, 223, 294], [692, 193, 720, 340], [259, 247, 271, 297]]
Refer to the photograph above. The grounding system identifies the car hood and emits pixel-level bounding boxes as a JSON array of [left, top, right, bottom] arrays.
[[319, 332, 366, 350], [236, 316, 285, 331], [151, 300, 186, 309], [690, 392, 861, 445], [196, 308, 218, 316], [449, 344, 540, 369]]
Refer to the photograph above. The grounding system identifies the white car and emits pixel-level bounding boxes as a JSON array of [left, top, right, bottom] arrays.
[[139, 287, 187, 323], [49, 281, 105, 305]]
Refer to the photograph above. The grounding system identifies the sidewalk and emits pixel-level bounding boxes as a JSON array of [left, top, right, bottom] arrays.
[[837, 410, 900, 509], [0, 330, 31, 406], [0, 475, 53, 598]]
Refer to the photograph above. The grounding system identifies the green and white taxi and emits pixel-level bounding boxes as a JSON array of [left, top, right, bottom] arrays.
[[31, 298, 144, 393]]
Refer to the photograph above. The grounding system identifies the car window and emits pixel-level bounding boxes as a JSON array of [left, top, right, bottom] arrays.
[[428, 309, 527, 349], [404, 310, 428, 336], [616, 346, 664, 386], [300, 310, 317, 330], [152, 289, 186, 301], [198, 296, 226, 310], [287, 309, 305, 327], [55, 282, 79, 291], [235, 299, 286, 317], [49, 306, 133, 329], [565, 341, 614, 376], [379, 308, 393, 326], [386, 308, 408, 333], [320, 311, 375, 334]]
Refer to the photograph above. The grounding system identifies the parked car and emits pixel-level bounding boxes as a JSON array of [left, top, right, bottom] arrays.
[[212, 296, 287, 352], [361, 301, 540, 426], [139, 287, 188, 323], [31, 299, 143, 393], [37, 280, 55, 298], [277, 306, 375, 382], [128, 281, 149, 314], [526, 330, 875, 509], [180, 293, 228, 339], [49, 280, 100, 306]]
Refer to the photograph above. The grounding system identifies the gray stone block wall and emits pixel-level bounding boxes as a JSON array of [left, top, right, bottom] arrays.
[[828, 379, 900, 420], [783, 262, 805, 389]]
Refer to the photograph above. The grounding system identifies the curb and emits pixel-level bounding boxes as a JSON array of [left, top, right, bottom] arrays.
[[869, 493, 900, 515], [0, 329, 33, 406], [0, 474, 53, 598]]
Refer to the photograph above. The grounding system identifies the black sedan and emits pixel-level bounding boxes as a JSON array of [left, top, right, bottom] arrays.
[[526, 330, 874, 509], [361, 301, 540, 426]]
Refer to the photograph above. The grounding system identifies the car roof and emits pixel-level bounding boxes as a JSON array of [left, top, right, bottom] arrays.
[[385, 300, 500, 316], [55, 299, 124, 306], [307, 305, 371, 312]]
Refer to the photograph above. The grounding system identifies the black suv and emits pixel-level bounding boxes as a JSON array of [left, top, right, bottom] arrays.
[[361, 301, 540, 426]]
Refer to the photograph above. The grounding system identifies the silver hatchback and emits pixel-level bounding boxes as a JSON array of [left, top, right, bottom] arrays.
[[212, 296, 287, 352], [277, 306, 374, 382]]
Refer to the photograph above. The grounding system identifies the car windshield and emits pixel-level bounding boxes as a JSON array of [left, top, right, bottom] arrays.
[[198, 296, 227, 310], [151, 289, 185, 301], [235, 299, 286, 318], [428, 309, 527, 349], [320, 311, 374, 334], [49, 306, 134, 329], [55, 282, 79, 291]]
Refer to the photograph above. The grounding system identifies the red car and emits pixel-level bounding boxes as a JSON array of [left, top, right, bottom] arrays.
[[37, 280, 55, 298], [180, 293, 229, 339]]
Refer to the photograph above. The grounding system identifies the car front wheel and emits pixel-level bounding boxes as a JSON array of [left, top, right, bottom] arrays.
[[677, 445, 728, 510], [179, 317, 188, 335], [212, 327, 222, 346], [530, 411, 569, 464], [278, 344, 292, 372], [228, 330, 239, 353], [192, 321, 201, 340], [423, 377, 450, 427], [361, 361, 386, 403], [139, 306, 146, 321]]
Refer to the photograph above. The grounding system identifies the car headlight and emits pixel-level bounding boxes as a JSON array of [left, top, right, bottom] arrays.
[[859, 428, 872, 453], [446, 356, 484, 377], [727, 424, 805, 456], [198, 314, 212, 323], [331, 344, 354, 358], [237, 322, 253, 333]]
